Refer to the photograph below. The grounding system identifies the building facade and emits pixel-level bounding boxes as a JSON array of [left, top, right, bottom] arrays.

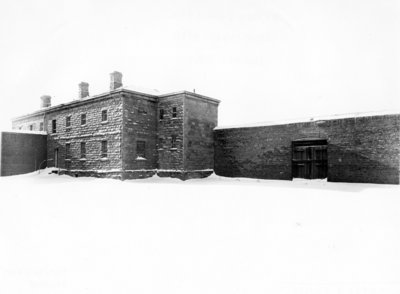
[[11, 71, 220, 180]]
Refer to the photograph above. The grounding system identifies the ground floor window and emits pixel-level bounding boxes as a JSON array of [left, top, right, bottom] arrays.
[[137, 140, 146, 158], [65, 143, 71, 159], [81, 142, 86, 158], [101, 141, 108, 158]]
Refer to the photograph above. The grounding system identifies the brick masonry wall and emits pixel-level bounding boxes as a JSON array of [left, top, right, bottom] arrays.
[[44, 94, 123, 171], [0, 132, 47, 176], [122, 93, 158, 171], [184, 94, 218, 171], [157, 94, 185, 170], [214, 114, 400, 184]]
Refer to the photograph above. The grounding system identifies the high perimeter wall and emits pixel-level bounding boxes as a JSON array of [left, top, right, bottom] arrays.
[[0, 132, 47, 176], [214, 114, 400, 184]]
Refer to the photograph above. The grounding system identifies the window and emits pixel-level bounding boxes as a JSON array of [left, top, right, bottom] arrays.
[[81, 113, 86, 125], [29, 124, 33, 131], [171, 135, 177, 149], [159, 109, 164, 120], [39, 122, 44, 131], [172, 107, 177, 118], [158, 137, 164, 149], [137, 141, 146, 158], [66, 116, 71, 128], [101, 141, 108, 158], [101, 110, 107, 122], [138, 106, 147, 114], [65, 143, 71, 159], [52, 119, 56, 133], [80, 142, 86, 159]]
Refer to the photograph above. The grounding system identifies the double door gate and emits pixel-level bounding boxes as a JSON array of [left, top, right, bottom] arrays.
[[292, 139, 328, 179]]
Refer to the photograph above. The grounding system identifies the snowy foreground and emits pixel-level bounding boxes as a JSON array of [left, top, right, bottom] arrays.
[[1, 169, 400, 294]]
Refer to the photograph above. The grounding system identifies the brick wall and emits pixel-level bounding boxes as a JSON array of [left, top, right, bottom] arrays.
[[214, 114, 400, 184], [184, 94, 218, 171], [122, 92, 158, 171], [0, 132, 47, 176], [157, 93, 185, 170]]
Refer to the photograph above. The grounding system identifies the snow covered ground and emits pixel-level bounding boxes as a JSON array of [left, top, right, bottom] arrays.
[[1, 170, 400, 294]]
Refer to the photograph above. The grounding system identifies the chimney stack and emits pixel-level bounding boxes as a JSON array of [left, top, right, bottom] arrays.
[[79, 82, 89, 99], [110, 71, 123, 90], [40, 95, 51, 108]]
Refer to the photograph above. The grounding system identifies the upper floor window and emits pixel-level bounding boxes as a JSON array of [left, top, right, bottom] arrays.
[[66, 116, 71, 128], [81, 113, 86, 125], [159, 109, 164, 120], [65, 143, 71, 159], [101, 110, 107, 122], [101, 140, 108, 158], [172, 107, 177, 118], [39, 122, 44, 131], [52, 120, 56, 133], [137, 140, 146, 158], [29, 124, 33, 131], [80, 142, 86, 159], [138, 106, 147, 114], [171, 135, 177, 149]]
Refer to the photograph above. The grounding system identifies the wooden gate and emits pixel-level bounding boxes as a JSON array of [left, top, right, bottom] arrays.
[[292, 139, 327, 179]]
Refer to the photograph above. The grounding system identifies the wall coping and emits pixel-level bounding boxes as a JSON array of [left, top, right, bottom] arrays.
[[215, 110, 400, 130]]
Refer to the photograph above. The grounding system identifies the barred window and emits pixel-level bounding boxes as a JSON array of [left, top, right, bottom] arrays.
[[52, 120, 56, 133], [81, 113, 86, 125], [101, 110, 107, 122], [80, 142, 86, 158], [66, 116, 71, 128], [172, 107, 177, 118], [101, 141, 108, 158], [137, 141, 146, 158], [159, 109, 164, 120], [171, 135, 177, 149], [66, 143, 71, 159]]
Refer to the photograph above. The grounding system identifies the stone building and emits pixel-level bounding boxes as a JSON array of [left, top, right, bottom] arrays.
[[10, 71, 220, 179], [4, 71, 400, 184]]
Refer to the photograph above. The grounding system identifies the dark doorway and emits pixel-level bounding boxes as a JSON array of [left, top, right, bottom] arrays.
[[54, 148, 59, 168], [292, 139, 327, 179]]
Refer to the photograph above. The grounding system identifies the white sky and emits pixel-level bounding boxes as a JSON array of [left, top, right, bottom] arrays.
[[0, 0, 399, 129]]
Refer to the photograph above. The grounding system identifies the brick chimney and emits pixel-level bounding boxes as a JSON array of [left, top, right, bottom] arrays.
[[79, 82, 89, 99], [40, 95, 51, 108], [110, 71, 123, 90]]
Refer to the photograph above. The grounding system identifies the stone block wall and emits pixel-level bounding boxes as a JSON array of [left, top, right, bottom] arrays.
[[157, 93, 185, 170], [44, 94, 123, 171], [0, 132, 47, 176], [184, 93, 218, 171], [122, 92, 158, 173], [12, 113, 45, 131], [214, 114, 400, 184]]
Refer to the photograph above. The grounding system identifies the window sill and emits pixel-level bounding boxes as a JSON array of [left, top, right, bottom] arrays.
[[136, 157, 147, 161], [170, 148, 178, 151], [80, 158, 87, 161], [100, 157, 108, 161], [65, 159, 71, 161], [101, 121, 108, 124]]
